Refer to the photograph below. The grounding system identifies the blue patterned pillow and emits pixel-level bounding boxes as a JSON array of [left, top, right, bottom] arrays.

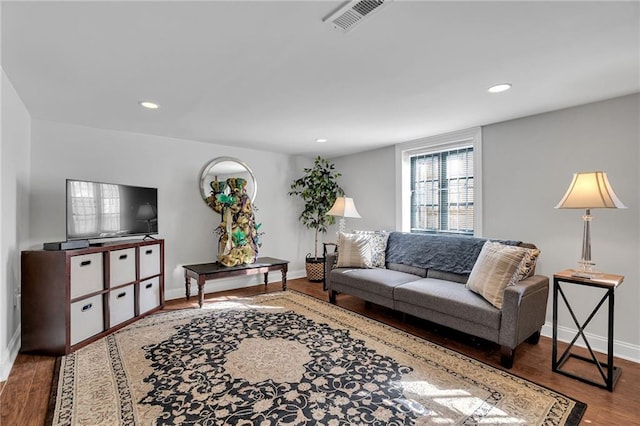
[[353, 230, 390, 268]]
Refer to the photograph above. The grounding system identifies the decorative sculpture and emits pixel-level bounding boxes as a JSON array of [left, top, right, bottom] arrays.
[[206, 177, 261, 266]]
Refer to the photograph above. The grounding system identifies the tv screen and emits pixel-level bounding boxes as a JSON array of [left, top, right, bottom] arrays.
[[66, 179, 158, 241]]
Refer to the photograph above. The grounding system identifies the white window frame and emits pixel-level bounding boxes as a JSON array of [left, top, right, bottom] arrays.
[[395, 127, 483, 236]]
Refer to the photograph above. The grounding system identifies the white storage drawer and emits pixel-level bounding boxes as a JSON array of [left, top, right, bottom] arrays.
[[70, 253, 104, 299], [109, 284, 135, 327], [109, 248, 136, 287], [139, 244, 161, 279], [70, 294, 104, 345], [139, 277, 161, 314]]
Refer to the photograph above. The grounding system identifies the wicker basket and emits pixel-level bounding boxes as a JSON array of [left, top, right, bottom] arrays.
[[305, 254, 325, 282]]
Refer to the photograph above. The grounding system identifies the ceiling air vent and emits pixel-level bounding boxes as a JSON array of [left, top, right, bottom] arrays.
[[323, 0, 390, 34]]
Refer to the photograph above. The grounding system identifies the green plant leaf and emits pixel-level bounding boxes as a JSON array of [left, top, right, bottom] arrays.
[[288, 156, 344, 257]]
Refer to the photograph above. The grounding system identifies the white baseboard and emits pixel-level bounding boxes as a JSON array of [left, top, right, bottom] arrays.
[[165, 268, 308, 301], [1, 325, 22, 382], [541, 322, 640, 364]]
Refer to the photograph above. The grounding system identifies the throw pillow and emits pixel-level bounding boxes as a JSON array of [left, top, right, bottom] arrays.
[[466, 241, 528, 309], [337, 232, 373, 268], [353, 230, 390, 268], [508, 247, 541, 286]]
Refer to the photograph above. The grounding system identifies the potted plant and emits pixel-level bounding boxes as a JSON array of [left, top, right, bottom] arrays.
[[289, 156, 344, 281]]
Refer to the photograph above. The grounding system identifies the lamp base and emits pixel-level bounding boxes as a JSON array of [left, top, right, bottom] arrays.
[[571, 260, 598, 279], [334, 218, 346, 243], [573, 210, 598, 278]]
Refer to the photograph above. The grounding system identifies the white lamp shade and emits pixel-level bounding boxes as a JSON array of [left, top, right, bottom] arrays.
[[327, 196, 361, 218], [136, 203, 157, 220], [555, 171, 626, 209]]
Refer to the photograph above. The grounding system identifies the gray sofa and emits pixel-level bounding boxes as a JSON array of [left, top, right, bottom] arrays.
[[325, 232, 549, 368]]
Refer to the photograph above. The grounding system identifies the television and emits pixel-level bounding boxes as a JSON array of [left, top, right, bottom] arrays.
[[66, 179, 158, 241]]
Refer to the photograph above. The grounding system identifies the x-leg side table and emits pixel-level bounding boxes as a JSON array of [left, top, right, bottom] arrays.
[[552, 269, 624, 391]]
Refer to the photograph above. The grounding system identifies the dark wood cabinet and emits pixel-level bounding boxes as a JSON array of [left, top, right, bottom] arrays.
[[21, 239, 164, 355]]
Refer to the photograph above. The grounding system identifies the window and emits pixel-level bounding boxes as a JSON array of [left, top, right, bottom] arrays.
[[410, 146, 474, 234], [99, 183, 121, 232], [69, 181, 121, 236], [396, 128, 482, 236], [69, 180, 98, 235]]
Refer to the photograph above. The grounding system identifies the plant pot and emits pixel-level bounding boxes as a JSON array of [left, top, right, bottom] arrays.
[[305, 254, 324, 282]]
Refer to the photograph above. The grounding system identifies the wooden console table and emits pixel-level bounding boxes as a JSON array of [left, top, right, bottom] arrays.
[[183, 257, 289, 308]]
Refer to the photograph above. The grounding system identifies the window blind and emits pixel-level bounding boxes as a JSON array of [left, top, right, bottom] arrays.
[[410, 146, 474, 234]]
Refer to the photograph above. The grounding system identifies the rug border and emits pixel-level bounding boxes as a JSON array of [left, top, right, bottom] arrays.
[[45, 289, 587, 425], [287, 289, 588, 425], [45, 356, 62, 426]]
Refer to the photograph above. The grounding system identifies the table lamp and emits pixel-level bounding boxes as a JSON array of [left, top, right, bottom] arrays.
[[327, 196, 361, 237], [136, 203, 157, 234], [555, 171, 625, 278]]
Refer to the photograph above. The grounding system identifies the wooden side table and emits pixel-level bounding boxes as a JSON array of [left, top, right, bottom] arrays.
[[552, 269, 624, 391], [183, 257, 289, 308]]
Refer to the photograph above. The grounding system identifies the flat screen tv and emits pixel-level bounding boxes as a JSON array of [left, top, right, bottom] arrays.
[[66, 179, 158, 241]]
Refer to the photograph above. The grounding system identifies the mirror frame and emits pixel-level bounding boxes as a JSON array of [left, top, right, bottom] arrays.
[[199, 156, 257, 204]]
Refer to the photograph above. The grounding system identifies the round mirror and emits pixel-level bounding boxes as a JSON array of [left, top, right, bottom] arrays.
[[200, 157, 257, 205]]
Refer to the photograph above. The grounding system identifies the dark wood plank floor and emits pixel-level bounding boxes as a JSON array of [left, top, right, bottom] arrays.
[[2, 278, 639, 425]]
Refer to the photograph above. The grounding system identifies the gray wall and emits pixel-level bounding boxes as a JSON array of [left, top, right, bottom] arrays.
[[28, 120, 314, 300], [330, 94, 640, 362], [331, 146, 397, 233], [482, 94, 638, 354], [1, 68, 31, 380]]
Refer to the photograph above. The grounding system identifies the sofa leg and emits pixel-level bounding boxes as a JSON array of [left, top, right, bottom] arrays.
[[500, 346, 515, 369], [329, 290, 337, 304], [526, 329, 541, 345]]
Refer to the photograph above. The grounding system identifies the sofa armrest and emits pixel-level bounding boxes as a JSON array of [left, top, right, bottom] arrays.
[[499, 275, 549, 349], [325, 253, 338, 291]]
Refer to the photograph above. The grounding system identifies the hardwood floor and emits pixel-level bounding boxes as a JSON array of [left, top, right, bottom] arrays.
[[2, 278, 639, 425]]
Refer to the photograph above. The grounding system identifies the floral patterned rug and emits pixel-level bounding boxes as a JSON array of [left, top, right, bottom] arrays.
[[48, 291, 585, 425]]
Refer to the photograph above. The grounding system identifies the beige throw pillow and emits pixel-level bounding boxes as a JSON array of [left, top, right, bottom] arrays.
[[353, 230, 390, 268], [466, 241, 528, 309], [337, 232, 373, 268]]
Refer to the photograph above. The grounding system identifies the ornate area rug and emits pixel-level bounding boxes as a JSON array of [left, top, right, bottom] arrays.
[[48, 291, 585, 425]]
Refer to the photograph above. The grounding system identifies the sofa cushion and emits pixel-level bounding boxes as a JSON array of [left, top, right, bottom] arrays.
[[386, 262, 427, 277], [330, 268, 421, 300], [394, 278, 502, 330], [336, 232, 372, 268], [466, 242, 528, 309], [353, 230, 390, 268], [427, 269, 468, 284]]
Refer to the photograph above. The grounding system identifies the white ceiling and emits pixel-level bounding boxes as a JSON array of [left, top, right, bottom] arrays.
[[2, 1, 639, 157]]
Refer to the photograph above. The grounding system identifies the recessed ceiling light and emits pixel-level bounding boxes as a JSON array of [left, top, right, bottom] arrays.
[[139, 101, 159, 109], [315, 138, 328, 143], [488, 83, 512, 93]]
